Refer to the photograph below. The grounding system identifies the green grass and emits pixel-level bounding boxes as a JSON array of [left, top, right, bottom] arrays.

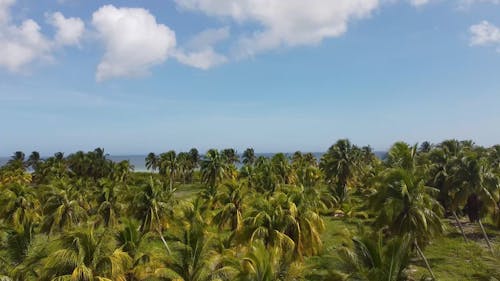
[[313, 216, 500, 281]]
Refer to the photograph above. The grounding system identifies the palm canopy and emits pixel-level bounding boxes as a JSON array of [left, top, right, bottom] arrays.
[[200, 149, 230, 189], [338, 232, 413, 281], [369, 168, 444, 245], [41, 227, 131, 281]]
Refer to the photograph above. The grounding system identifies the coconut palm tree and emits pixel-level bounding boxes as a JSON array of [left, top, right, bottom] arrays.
[[7, 151, 26, 170], [271, 153, 294, 185], [201, 149, 229, 193], [41, 181, 88, 234], [0, 184, 41, 228], [132, 178, 176, 254], [145, 152, 159, 173], [320, 139, 360, 204], [159, 150, 178, 191], [41, 227, 131, 281], [95, 179, 122, 227], [153, 203, 217, 281], [369, 168, 444, 279], [242, 148, 257, 166], [338, 232, 413, 281], [452, 152, 500, 253], [212, 181, 246, 232], [231, 241, 304, 281], [26, 151, 41, 170]]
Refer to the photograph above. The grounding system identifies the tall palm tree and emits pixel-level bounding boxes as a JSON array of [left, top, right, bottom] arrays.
[[132, 178, 176, 253], [452, 152, 500, 253], [26, 151, 41, 170], [7, 151, 26, 170], [95, 179, 122, 227], [41, 227, 131, 281], [320, 139, 360, 204], [145, 152, 159, 173], [159, 150, 178, 191], [201, 149, 229, 192], [271, 153, 294, 185], [154, 203, 217, 281], [369, 168, 444, 279], [242, 148, 257, 166]]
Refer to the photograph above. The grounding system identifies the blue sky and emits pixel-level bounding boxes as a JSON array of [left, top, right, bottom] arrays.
[[1, 0, 500, 156]]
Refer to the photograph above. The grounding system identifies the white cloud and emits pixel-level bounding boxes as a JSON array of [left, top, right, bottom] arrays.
[[0, 19, 51, 71], [175, 0, 379, 57], [172, 27, 229, 69], [173, 48, 227, 69], [470, 21, 500, 46], [48, 12, 85, 47], [92, 5, 177, 81], [410, 0, 432, 6], [0, 0, 84, 72], [0, 0, 14, 24]]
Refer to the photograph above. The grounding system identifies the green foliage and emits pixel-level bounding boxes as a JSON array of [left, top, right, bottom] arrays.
[[0, 139, 499, 281]]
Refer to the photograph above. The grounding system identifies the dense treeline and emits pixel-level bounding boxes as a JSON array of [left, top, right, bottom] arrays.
[[0, 139, 499, 280]]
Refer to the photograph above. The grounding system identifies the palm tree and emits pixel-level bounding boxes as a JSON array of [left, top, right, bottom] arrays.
[[154, 203, 217, 281], [159, 150, 178, 191], [271, 153, 294, 185], [201, 149, 229, 192], [132, 178, 176, 253], [212, 181, 246, 232], [7, 151, 26, 170], [369, 168, 444, 279], [338, 232, 413, 281], [26, 151, 41, 170], [0, 184, 41, 228], [242, 148, 257, 166], [41, 227, 131, 281], [231, 241, 304, 281], [452, 152, 500, 253], [252, 157, 279, 194], [320, 139, 360, 204], [41, 181, 88, 234], [145, 152, 159, 173], [95, 179, 122, 227]]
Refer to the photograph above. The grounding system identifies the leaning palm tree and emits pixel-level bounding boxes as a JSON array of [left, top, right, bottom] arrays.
[[41, 227, 131, 281], [369, 168, 444, 280]]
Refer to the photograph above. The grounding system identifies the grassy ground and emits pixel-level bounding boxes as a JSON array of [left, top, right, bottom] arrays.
[[316, 216, 500, 280]]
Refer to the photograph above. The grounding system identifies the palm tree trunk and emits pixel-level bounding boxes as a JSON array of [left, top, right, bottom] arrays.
[[478, 219, 494, 254], [154, 206, 171, 255], [452, 211, 468, 243], [414, 239, 437, 280]]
